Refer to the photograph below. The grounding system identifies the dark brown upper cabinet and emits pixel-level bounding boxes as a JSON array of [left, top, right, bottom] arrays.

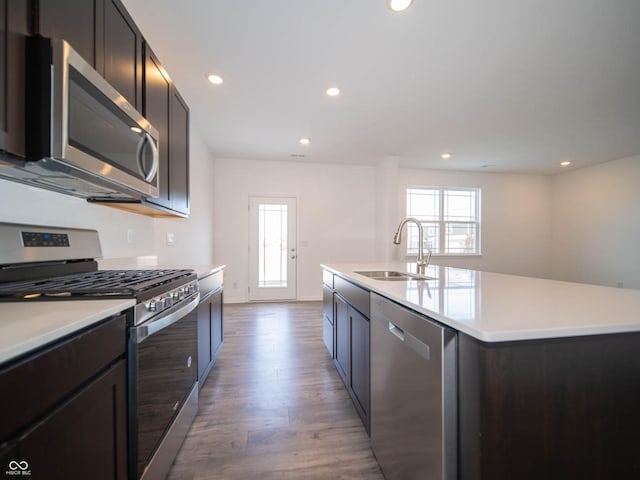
[[101, 0, 142, 110], [143, 44, 171, 210], [138, 44, 189, 217], [31, 0, 190, 217], [169, 87, 190, 216], [0, 0, 28, 159], [35, 0, 99, 67]]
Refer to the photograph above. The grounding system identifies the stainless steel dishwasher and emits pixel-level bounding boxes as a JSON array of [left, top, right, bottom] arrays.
[[370, 293, 457, 480]]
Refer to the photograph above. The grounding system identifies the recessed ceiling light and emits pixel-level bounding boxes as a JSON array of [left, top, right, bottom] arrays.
[[441, 153, 452, 160], [387, 0, 413, 12], [560, 161, 572, 166], [207, 73, 224, 85], [299, 138, 311, 145], [326, 87, 341, 97]]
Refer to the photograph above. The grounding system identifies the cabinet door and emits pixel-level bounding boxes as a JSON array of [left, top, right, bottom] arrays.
[[170, 87, 190, 215], [0, 0, 6, 150], [350, 306, 370, 423], [322, 286, 335, 357], [143, 44, 171, 209], [197, 289, 224, 388], [36, 0, 100, 67], [197, 298, 212, 382], [18, 360, 127, 480], [334, 294, 350, 385], [101, 0, 142, 109], [210, 289, 224, 360], [0, 0, 27, 157]]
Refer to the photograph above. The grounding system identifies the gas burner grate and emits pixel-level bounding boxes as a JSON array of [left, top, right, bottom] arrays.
[[0, 269, 194, 299]]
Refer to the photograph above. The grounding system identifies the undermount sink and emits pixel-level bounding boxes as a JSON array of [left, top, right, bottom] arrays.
[[354, 270, 435, 281]]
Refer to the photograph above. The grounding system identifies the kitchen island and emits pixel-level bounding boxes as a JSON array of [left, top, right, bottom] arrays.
[[322, 263, 640, 479]]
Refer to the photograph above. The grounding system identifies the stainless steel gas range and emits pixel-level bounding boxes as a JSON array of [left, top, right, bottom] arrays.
[[0, 222, 199, 480]]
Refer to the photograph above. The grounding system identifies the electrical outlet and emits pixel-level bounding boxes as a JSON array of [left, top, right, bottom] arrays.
[[126, 229, 134, 244], [166, 232, 175, 246]]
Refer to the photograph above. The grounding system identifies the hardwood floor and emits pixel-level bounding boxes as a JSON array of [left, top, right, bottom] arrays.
[[167, 301, 384, 480]]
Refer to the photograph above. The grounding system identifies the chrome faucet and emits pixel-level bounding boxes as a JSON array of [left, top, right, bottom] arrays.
[[393, 217, 432, 275]]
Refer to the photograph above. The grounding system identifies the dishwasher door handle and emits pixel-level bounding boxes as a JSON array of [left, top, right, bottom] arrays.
[[388, 322, 405, 341], [389, 321, 431, 360]]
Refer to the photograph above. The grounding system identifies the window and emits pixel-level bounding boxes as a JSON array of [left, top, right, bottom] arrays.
[[405, 186, 481, 256]]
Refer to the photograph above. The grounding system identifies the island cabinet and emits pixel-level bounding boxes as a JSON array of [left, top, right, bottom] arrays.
[[0, 0, 28, 159], [35, 0, 143, 110], [458, 331, 640, 479], [322, 278, 334, 357], [331, 273, 371, 433], [0, 314, 128, 480]]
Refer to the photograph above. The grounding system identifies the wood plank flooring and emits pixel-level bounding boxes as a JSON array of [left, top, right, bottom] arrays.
[[167, 301, 384, 480]]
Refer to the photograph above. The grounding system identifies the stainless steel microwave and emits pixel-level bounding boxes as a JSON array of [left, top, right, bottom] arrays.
[[0, 37, 159, 200]]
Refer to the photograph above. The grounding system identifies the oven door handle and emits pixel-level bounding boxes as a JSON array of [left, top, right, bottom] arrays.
[[133, 293, 200, 344]]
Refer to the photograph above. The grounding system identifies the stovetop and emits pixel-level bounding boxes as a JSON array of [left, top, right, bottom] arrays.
[[0, 269, 196, 301]]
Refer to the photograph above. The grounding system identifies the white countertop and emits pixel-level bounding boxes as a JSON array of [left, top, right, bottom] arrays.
[[0, 299, 135, 365], [322, 262, 640, 342]]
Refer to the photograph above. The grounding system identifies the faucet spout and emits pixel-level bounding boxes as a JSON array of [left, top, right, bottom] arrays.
[[393, 217, 431, 275]]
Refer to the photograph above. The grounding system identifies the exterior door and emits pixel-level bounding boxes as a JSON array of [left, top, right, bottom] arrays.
[[248, 197, 297, 301]]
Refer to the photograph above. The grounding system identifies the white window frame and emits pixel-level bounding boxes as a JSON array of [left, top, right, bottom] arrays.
[[405, 186, 481, 257]]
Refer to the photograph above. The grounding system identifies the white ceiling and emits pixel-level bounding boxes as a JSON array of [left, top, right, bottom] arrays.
[[124, 0, 640, 175]]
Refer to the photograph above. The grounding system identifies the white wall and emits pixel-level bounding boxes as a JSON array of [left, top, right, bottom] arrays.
[[551, 154, 640, 289], [212, 158, 555, 302], [397, 168, 554, 278], [0, 131, 215, 265], [212, 158, 377, 302]]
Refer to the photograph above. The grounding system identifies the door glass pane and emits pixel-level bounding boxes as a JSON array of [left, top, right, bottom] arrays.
[[258, 203, 288, 288]]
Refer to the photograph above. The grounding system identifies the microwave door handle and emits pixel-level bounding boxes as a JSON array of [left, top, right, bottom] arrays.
[[137, 131, 159, 182], [133, 293, 200, 344]]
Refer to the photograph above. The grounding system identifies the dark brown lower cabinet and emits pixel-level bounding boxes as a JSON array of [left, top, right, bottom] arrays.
[[197, 288, 224, 388], [333, 292, 370, 432], [0, 314, 128, 480], [459, 331, 640, 479], [334, 294, 350, 385], [322, 284, 334, 357], [349, 306, 370, 427], [18, 360, 128, 480]]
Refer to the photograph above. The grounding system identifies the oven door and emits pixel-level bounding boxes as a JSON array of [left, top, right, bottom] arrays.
[[128, 294, 199, 479]]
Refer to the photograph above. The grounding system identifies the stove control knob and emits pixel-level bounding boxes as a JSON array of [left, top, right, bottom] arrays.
[[172, 291, 180, 301], [147, 300, 157, 312]]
